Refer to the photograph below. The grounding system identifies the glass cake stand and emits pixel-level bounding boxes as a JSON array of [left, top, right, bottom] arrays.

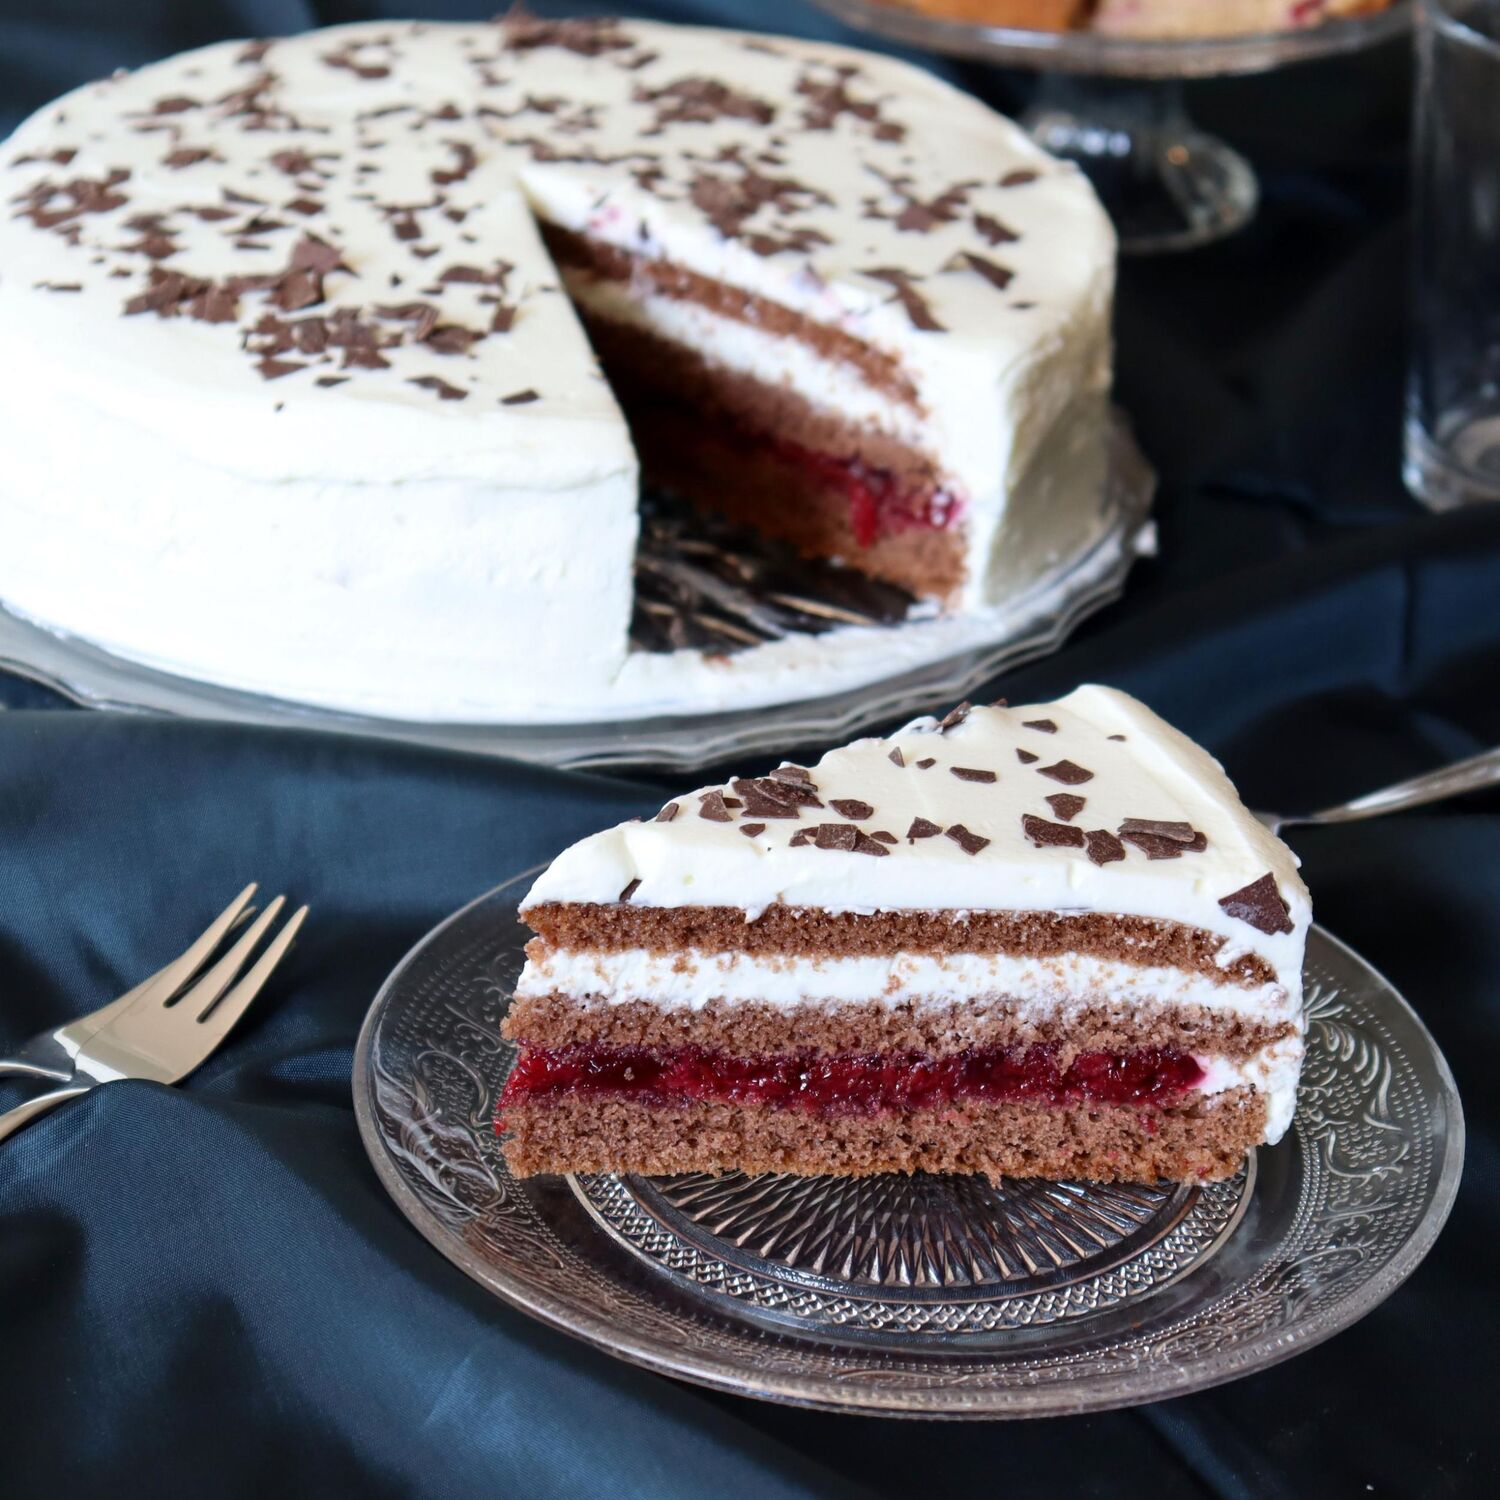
[[811, 0, 1412, 253], [0, 419, 1154, 775]]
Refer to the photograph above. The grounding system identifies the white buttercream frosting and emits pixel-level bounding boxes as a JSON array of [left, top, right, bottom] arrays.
[[0, 16, 1115, 720], [523, 685, 1312, 984]]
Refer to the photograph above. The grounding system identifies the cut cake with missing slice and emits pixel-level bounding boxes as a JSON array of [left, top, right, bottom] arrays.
[[499, 686, 1309, 1184]]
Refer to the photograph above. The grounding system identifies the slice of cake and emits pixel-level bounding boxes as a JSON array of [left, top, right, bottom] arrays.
[[499, 686, 1309, 1184]]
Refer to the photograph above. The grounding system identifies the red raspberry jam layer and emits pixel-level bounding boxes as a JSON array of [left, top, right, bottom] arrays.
[[769, 437, 963, 548], [499, 1043, 1205, 1117]]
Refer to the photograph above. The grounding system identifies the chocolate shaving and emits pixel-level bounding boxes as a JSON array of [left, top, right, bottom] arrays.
[[17, 168, 130, 232], [501, 388, 539, 405], [734, 775, 821, 812], [954, 251, 1013, 291], [973, 212, 1019, 245], [255, 355, 303, 380], [1001, 169, 1039, 187], [862, 267, 944, 332], [938, 702, 972, 731], [1119, 819, 1200, 844], [795, 69, 906, 141], [915, 758, 936, 770], [1108, 734, 1127, 742], [812, 823, 857, 851], [1046, 794, 1086, 821], [1118, 820, 1209, 859], [655, 802, 679, 822], [1085, 830, 1127, 866], [431, 141, 479, 187], [950, 767, 996, 783], [408, 375, 467, 401], [830, 799, 874, 821], [618, 878, 641, 903], [1038, 760, 1093, 785], [323, 42, 393, 81], [887, 747, 905, 768], [502, 15, 635, 57], [697, 790, 733, 823], [439, 261, 512, 287], [1022, 719, 1058, 732], [769, 765, 813, 785], [944, 824, 990, 856], [688, 158, 833, 257], [871, 831, 898, 844], [1218, 874, 1294, 936], [162, 148, 215, 169], [424, 323, 482, 355], [634, 76, 775, 129], [739, 823, 767, 839], [907, 817, 941, 842], [1022, 814, 1085, 850], [1016, 749, 1039, 764]]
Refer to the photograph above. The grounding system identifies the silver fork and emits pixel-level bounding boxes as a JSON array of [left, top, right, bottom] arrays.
[[0, 885, 261, 1083], [1255, 745, 1500, 834], [0, 890, 307, 1143]]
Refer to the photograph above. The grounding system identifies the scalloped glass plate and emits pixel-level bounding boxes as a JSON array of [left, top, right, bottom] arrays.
[[0, 423, 1151, 774], [352, 869, 1463, 1418], [809, 0, 1411, 79]]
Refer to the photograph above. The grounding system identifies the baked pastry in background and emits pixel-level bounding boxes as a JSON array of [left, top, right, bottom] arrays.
[[1093, 0, 1392, 36], [888, 0, 1393, 35]]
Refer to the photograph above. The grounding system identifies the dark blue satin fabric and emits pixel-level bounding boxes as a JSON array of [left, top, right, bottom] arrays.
[[1, 4, 1495, 1496]]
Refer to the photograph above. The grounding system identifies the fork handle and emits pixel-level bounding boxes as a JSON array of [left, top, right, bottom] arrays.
[[1297, 745, 1500, 827], [0, 1058, 73, 1082], [0, 1081, 92, 1144]]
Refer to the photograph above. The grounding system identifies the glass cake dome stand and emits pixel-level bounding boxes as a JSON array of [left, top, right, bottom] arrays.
[[811, 0, 1412, 254]]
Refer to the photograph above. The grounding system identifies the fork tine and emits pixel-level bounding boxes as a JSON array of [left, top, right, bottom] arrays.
[[129, 883, 259, 1013], [175, 895, 287, 1022], [193, 905, 307, 1045]]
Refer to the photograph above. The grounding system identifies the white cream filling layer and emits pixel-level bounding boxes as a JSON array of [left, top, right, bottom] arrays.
[[517, 946, 1296, 1023], [1195, 1030, 1304, 1143], [559, 275, 939, 472]]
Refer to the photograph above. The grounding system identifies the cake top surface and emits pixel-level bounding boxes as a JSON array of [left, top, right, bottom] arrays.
[[523, 685, 1311, 973], [0, 15, 1112, 483]]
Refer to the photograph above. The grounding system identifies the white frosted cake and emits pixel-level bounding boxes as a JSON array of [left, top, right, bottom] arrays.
[[0, 16, 1115, 721], [502, 686, 1308, 1183]]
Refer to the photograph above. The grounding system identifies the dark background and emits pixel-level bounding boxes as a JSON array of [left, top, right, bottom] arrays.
[[1, 3, 1495, 1496]]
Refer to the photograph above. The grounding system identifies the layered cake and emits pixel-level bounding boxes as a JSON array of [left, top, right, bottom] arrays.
[[891, 0, 1393, 34], [500, 687, 1309, 1184], [0, 16, 1114, 721]]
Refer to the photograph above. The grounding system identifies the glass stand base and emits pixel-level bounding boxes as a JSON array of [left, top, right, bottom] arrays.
[[1404, 408, 1500, 511], [1024, 78, 1257, 254]]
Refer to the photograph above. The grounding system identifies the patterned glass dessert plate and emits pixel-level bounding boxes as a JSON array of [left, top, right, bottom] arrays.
[[352, 869, 1463, 1418], [810, 0, 1412, 79], [0, 423, 1150, 773]]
